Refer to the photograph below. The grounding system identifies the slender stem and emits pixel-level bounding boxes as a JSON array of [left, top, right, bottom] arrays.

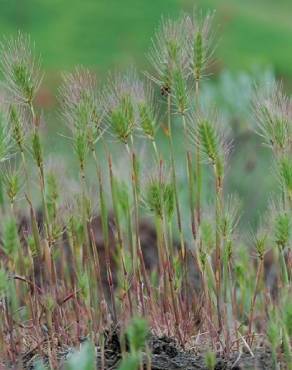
[[247, 257, 263, 344], [162, 216, 184, 346], [80, 165, 90, 269], [129, 144, 152, 316], [166, 95, 186, 274], [195, 80, 202, 227], [107, 153, 133, 317], [279, 246, 289, 286], [214, 169, 223, 331]]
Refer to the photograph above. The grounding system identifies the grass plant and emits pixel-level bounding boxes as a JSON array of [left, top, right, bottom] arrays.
[[0, 9, 291, 369]]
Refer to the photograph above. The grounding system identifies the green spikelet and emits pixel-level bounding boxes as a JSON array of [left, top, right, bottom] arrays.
[[46, 172, 59, 221], [166, 39, 180, 63], [274, 212, 291, 249], [273, 117, 288, 150], [194, 32, 203, 82], [254, 233, 266, 260], [279, 156, 292, 195], [146, 182, 162, 217], [138, 103, 155, 140], [0, 110, 12, 162], [3, 218, 20, 258], [74, 130, 88, 171], [9, 105, 25, 151], [172, 68, 188, 114], [4, 170, 20, 205], [146, 181, 174, 220], [110, 94, 135, 144], [12, 63, 34, 103], [32, 131, 43, 169], [197, 120, 224, 178], [198, 121, 218, 162], [0, 33, 41, 104], [163, 183, 175, 219], [75, 90, 95, 130]]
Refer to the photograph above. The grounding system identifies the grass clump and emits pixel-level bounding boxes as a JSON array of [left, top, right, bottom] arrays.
[[0, 8, 291, 370]]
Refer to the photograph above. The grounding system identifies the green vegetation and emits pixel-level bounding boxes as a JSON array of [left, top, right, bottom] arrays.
[[1, 0, 292, 82], [0, 6, 291, 370]]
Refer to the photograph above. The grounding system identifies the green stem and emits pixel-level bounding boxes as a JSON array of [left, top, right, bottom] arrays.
[[214, 169, 223, 331], [195, 80, 202, 227], [247, 257, 263, 344], [279, 247, 289, 286], [107, 153, 133, 317], [167, 95, 186, 272]]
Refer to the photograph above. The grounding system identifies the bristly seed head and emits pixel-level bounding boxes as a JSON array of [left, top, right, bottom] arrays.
[[146, 15, 190, 97], [188, 110, 231, 179], [0, 32, 42, 105], [8, 104, 27, 152], [143, 164, 174, 220], [1, 161, 23, 204], [185, 10, 216, 82], [59, 67, 102, 149], [253, 82, 292, 154], [278, 155, 292, 200], [0, 107, 14, 162], [104, 69, 150, 144], [136, 83, 158, 141], [268, 201, 291, 250], [251, 229, 267, 260]]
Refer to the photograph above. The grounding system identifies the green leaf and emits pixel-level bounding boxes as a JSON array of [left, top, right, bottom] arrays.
[[117, 354, 140, 370], [66, 341, 95, 370]]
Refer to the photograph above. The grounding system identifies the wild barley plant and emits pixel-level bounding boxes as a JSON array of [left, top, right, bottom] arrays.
[[0, 10, 291, 370], [253, 82, 292, 365]]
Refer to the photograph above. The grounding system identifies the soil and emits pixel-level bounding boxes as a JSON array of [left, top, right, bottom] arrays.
[[7, 331, 275, 370]]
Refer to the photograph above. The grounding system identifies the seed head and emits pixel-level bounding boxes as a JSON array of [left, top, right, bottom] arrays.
[[253, 82, 292, 154], [8, 105, 27, 152], [60, 67, 102, 148], [0, 107, 14, 162], [147, 15, 189, 96], [2, 218, 20, 258], [136, 83, 158, 141], [274, 212, 291, 249], [277, 155, 292, 200], [32, 131, 43, 169], [143, 164, 174, 220], [188, 111, 230, 179], [0, 32, 42, 104], [185, 10, 216, 82], [103, 70, 143, 144], [252, 229, 267, 260], [219, 194, 241, 239], [269, 201, 291, 249], [1, 161, 23, 204], [172, 67, 189, 114]]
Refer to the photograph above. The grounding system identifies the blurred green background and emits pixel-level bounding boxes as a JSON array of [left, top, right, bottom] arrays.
[[1, 0, 292, 82], [1, 0, 291, 230]]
